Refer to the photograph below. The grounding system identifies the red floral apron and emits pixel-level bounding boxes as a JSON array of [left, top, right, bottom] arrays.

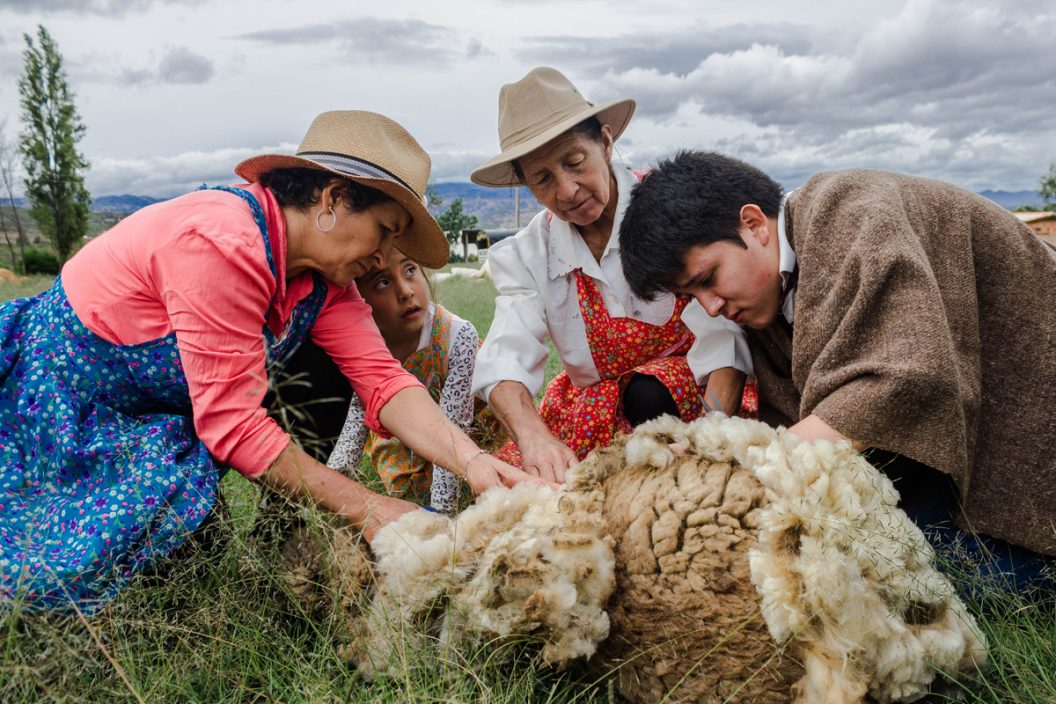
[[497, 270, 759, 464]]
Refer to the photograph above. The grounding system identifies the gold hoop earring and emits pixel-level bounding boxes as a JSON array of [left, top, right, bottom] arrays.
[[316, 206, 336, 233]]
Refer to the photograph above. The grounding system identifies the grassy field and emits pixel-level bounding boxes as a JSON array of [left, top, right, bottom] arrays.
[[1, 271, 1054, 703], [434, 266, 564, 386], [0, 273, 52, 300]]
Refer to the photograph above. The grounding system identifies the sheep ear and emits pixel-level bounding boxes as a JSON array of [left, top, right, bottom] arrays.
[[667, 441, 689, 456]]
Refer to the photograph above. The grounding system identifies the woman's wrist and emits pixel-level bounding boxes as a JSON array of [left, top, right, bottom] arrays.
[[462, 448, 490, 477]]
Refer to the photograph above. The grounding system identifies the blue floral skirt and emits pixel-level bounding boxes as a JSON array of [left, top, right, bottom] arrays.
[[0, 279, 220, 614]]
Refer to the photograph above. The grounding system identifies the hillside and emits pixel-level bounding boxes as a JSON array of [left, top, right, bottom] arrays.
[[3, 184, 1049, 234], [427, 183, 543, 230], [977, 190, 1046, 210]]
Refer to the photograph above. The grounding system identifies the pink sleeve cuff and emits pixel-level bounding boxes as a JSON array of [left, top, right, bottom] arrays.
[[363, 373, 425, 439], [228, 423, 292, 480]]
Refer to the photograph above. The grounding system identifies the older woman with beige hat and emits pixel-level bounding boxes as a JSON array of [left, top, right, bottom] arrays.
[[471, 67, 753, 482], [0, 110, 547, 614]]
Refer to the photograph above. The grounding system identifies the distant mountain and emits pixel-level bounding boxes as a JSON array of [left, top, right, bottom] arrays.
[[438, 184, 1051, 227], [978, 190, 1046, 210], [91, 194, 166, 212], [4, 185, 1048, 229], [5, 185, 538, 229], [1, 195, 165, 213], [428, 182, 544, 230]]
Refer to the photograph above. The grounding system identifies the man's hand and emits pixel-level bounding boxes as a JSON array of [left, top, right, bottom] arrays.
[[789, 413, 866, 451]]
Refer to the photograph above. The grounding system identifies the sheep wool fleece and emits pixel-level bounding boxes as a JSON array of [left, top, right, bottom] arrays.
[[749, 169, 1056, 555], [303, 415, 984, 704]]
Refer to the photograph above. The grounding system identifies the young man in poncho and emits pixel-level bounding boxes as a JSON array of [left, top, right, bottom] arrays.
[[619, 151, 1056, 591]]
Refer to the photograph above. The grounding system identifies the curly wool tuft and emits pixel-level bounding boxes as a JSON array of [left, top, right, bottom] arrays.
[[346, 479, 615, 676], [603, 413, 987, 703]]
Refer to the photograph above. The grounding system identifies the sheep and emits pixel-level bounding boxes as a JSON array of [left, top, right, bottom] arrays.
[[287, 414, 986, 703], [591, 414, 986, 703]]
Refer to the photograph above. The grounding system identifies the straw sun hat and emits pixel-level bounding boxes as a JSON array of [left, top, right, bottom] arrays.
[[236, 110, 449, 269], [471, 67, 636, 187]]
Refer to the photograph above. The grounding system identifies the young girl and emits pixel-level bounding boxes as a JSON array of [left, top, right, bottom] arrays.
[[328, 253, 495, 514]]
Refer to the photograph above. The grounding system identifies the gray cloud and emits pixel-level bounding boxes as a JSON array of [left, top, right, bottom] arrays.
[[102, 46, 214, 86], [0, 0, 201, 15], [0, 42, 20, 84], [620, 118, 1048, 194], [239, 18, 488, 65], [583, 0, 1056, 190], [88, 142, 494, 197], [87, 143, 286, 197], [157, 46, 213, 84], [115, 67, 155, 86], [429, 148, 493, 183], [516, 22, 815, 76]]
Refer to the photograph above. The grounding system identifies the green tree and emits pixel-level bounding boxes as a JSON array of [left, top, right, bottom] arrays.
[[436, 196, 479, 245], [426, 187, 443, 208], [1040, 163, 1056, 208], [18, 25, 91, 263], [0, 118, 29, 272]]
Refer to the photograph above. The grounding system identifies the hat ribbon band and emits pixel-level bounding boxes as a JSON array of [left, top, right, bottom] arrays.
[[298, 151, 419, 198], [499, 102, 597, 152]]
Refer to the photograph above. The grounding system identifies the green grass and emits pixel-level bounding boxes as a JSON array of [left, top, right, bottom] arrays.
[[434, 265, 499, 336], [1, 474, 618, 703], [0, 274, 53, 300], [2, 271, 1054, 703], [435, 264, 564, 389]]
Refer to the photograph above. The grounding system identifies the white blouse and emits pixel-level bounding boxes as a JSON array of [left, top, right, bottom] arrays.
[[473, 165, 752, 402]]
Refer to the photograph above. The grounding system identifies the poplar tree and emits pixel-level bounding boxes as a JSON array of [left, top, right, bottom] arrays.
[[18, 25, 91, 263], [0, 120, 28, 273]]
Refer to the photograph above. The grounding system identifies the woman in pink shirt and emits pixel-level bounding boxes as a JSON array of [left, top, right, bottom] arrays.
[[0, 110, 545, 614]]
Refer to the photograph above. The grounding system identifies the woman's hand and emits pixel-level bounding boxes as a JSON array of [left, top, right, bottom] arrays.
[[379, 385, 561, 493], [516, 432, 577, 484], [486, 380, 576, 483], [461, 449, 561, 495], [360, 494, 420, 543]]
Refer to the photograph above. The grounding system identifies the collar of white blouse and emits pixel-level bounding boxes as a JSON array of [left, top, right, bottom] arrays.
[[545, 164, 636, 282]]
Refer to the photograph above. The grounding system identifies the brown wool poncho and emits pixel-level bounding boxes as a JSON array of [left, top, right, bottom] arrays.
[[748, 169, 1056, 555]]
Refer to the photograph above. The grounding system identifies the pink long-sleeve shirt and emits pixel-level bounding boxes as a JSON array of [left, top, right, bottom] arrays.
[[62, 183, 421, 478]]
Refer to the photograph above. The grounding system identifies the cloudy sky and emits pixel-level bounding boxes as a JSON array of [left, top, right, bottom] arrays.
[[0, 0, 1053, 197]]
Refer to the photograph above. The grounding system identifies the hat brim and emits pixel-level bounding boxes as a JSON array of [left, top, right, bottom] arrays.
[[235, 154, 450, 269], [470, 98, 636, 188]]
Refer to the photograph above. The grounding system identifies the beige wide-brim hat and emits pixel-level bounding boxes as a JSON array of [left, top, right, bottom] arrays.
[[236, 110, 449, 269], [470, 66, 636, 188]]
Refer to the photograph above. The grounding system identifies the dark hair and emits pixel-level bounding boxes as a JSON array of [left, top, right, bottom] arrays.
[[259, 167, 392, 212], [511, 116, 604, 182], [619, 151, 783, 300]]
